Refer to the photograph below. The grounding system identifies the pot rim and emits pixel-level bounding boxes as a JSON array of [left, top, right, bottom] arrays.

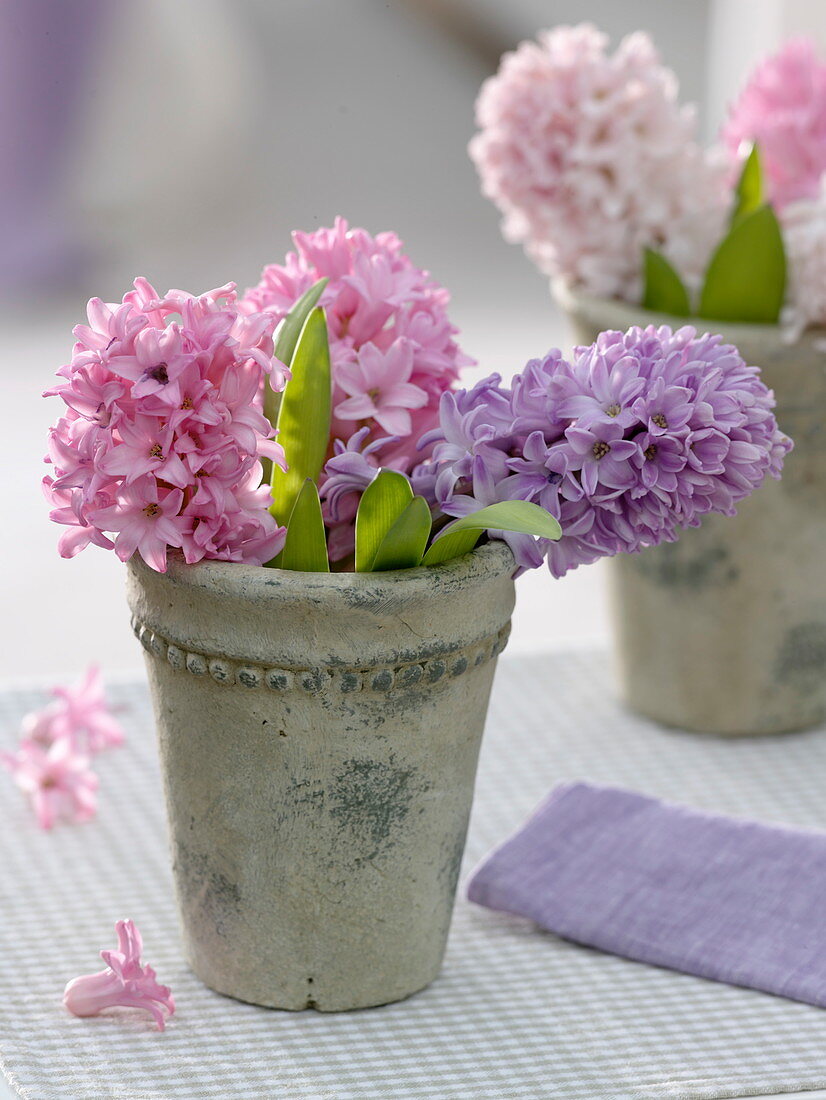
[[552, 277, 826, 352], [129, 540, 516, 602]]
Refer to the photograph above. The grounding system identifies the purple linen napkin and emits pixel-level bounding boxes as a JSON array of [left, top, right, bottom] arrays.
[[467, 782, 826, 1007]]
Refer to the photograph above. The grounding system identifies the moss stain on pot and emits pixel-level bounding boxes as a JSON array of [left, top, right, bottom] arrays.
[[328, 757, 422, 863], [174, 844, 243, 940], [628, 540, 739, 590], [774, 622, 826, 686]]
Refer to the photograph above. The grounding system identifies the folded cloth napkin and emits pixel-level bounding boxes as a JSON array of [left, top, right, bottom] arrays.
[[467, 782, 826, 1008]]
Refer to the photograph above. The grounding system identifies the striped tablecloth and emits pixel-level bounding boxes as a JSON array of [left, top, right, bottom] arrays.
[[2, 651, 826, 1099]]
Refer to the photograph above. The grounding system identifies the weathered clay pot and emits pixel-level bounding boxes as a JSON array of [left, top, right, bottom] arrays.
[[126, 543, 515, 1010], [556, 280, 826, 735]]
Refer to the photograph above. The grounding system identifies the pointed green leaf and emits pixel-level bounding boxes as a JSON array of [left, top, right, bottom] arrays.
[[370, 496, 432, 571], [269, 307, 332, 530], [642, 248, 691, 317], [698, 205, 786, 324], [354, 469, 414, 572], [732, 143, 763, 225], [430, 500, 562, 547], [276, 479, 329, 572], [264, 278, 329, 432], [261, 278, 328, 484], [421, 527, 481, 566]]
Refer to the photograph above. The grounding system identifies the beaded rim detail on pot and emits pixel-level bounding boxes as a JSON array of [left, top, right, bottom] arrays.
[[130, 615, 511, 693]]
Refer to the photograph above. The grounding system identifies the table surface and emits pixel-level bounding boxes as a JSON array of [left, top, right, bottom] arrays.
[[3, 653, 826, 1099]]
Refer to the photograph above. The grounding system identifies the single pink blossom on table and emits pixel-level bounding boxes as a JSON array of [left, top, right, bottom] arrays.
[[64, 919, 174, 1031], [1, 738, 98, 829], [48, 665, 126, 753], [723, 39, 826, 210]]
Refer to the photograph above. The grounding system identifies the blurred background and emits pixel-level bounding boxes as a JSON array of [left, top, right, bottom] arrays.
[[4, 0, 825, 680]]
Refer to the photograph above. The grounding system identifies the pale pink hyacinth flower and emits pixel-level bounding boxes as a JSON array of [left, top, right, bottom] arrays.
[[0, 738, 98, 830], [64, 919, 175, 1031], [723, 38, 826, 210], [780, 180, 826, 338], [470, 23, 727, 300]]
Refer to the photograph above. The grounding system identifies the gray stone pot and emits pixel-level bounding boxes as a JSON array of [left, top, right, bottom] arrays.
[[555, 281, 826, 735], [126, 543, 515, 1011]]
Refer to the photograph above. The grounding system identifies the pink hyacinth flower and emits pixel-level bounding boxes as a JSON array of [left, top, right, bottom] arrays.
[[723, 38, 826, 209], [49, 665, 126, 753], [19, 665, 125, 754], [335, 338, 428, 436], [64, 919, 175, 1031], [1, 737, 98, 830]]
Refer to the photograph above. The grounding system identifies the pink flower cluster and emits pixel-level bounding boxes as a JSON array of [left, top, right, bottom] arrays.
[[1, 667, 124, 829], [64, 919, 174, 1031], [470, 23, 727, 299], [723, 39, 826, 210], [242, 218, 470, 556], [44, 280, 288, 574]]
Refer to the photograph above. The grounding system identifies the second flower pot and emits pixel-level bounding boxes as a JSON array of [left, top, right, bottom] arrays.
[[556, 281, 826, 735], [126, 543, 515, 1011]]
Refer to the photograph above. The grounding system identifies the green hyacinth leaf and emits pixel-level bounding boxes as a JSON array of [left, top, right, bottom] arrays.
[[269, 307, 332, 532], [276, 479, 329, 572], [261, 278, 329, 485], [421, 527, 482, 566], [732, 143, 764, 225], [263, 277, 329, 436], [698, 204, 786, 324], [369, 496, 433, 572], [423, 500, 562, 567], [641, 248, 691, 317], [354, 469, 414, 572]]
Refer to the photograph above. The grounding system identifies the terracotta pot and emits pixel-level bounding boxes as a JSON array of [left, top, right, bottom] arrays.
[[126, 543, 515, 1010], [556, 280, 826, 735]]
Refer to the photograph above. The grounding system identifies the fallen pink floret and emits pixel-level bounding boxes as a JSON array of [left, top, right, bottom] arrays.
[[64, 919, 174, 1031], [18, 665, 125, 755], [1, 737, 98, 830], [49, 665, 126, 753]]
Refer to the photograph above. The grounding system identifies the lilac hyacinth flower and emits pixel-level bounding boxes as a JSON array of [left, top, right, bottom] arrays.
[[318, 428, 399, 562], [430, 324, 792, 577], [507, 431, 563, 514], [423, 374, 515, 506], [438, 454, 546, 573], [319, 427, 392, 524], [559, 420, 639, 497], [553, 346, 647, 429]]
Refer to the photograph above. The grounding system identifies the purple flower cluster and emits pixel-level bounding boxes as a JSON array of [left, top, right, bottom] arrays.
[[427, 326, 792, 577]]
